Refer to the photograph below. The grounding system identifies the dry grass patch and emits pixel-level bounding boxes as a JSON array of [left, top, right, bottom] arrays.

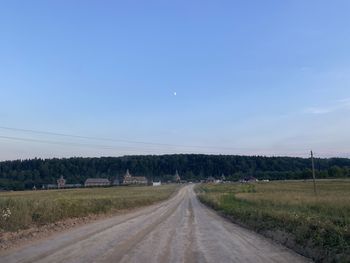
[[0, 185, 179, 232]]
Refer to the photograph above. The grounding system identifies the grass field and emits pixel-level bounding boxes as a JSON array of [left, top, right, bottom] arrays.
[[0, 185, 179, 232], [196, 180, 350, 262]]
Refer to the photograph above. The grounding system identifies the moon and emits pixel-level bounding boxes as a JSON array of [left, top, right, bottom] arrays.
[[173, 92, 177, 96]]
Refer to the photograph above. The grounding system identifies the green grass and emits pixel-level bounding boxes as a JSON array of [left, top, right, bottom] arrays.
[[0, 185, 179, 232], [196, 180, 350, 262]]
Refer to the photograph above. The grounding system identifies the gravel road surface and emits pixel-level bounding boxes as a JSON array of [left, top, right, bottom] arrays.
[[0, 185, 310, 263]]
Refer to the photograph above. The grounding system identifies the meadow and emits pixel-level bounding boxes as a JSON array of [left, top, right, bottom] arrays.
[[0, 185, 179, 232], [196, 180, 350, 263]]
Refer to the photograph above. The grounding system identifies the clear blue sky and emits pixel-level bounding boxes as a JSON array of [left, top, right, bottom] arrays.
[[1, 1, 350, 160]]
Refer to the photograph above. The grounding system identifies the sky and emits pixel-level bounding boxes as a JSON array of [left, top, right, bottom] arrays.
[[1, 0, 350, 160]]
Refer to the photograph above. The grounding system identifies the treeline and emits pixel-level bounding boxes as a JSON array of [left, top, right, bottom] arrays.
[[0, 154, 350, 190]]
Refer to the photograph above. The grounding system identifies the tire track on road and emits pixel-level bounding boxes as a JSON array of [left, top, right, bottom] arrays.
[[99, 189, 185, 263]]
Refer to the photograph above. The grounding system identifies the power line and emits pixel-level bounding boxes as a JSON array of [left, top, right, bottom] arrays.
[[0, 125, 250, 151], [0, 135, 229, 155], [1, 126, 341, 157], [1, 133, 335, 157], [0, 135, 122, 150]]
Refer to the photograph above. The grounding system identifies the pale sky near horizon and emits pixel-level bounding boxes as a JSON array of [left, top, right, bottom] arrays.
[[1, 1, 350, 160]]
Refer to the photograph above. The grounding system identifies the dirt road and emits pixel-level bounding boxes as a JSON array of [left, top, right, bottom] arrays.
[[0, 185, 310, 263]]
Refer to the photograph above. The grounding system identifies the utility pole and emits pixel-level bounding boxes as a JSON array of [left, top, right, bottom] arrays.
[[311, 150, 317, 195]]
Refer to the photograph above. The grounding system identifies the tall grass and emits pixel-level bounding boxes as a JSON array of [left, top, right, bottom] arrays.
[[196, 180, 350, 263], [0, 185, 179, 232]]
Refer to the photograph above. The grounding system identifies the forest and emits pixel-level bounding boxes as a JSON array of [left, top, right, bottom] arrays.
[[0, 154, 350, 190]]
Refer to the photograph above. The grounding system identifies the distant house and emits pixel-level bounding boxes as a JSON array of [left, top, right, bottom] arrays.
[[84, 178, 110, 187], [57, 176, 66, 188], [206, 176, 215, 183], [123, 169, 147, 185], [153, 181, 161, 186]]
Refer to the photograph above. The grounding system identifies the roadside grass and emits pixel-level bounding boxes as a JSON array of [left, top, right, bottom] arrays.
[[0, 185, 179, 232], [196, 180, 350, 263]]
